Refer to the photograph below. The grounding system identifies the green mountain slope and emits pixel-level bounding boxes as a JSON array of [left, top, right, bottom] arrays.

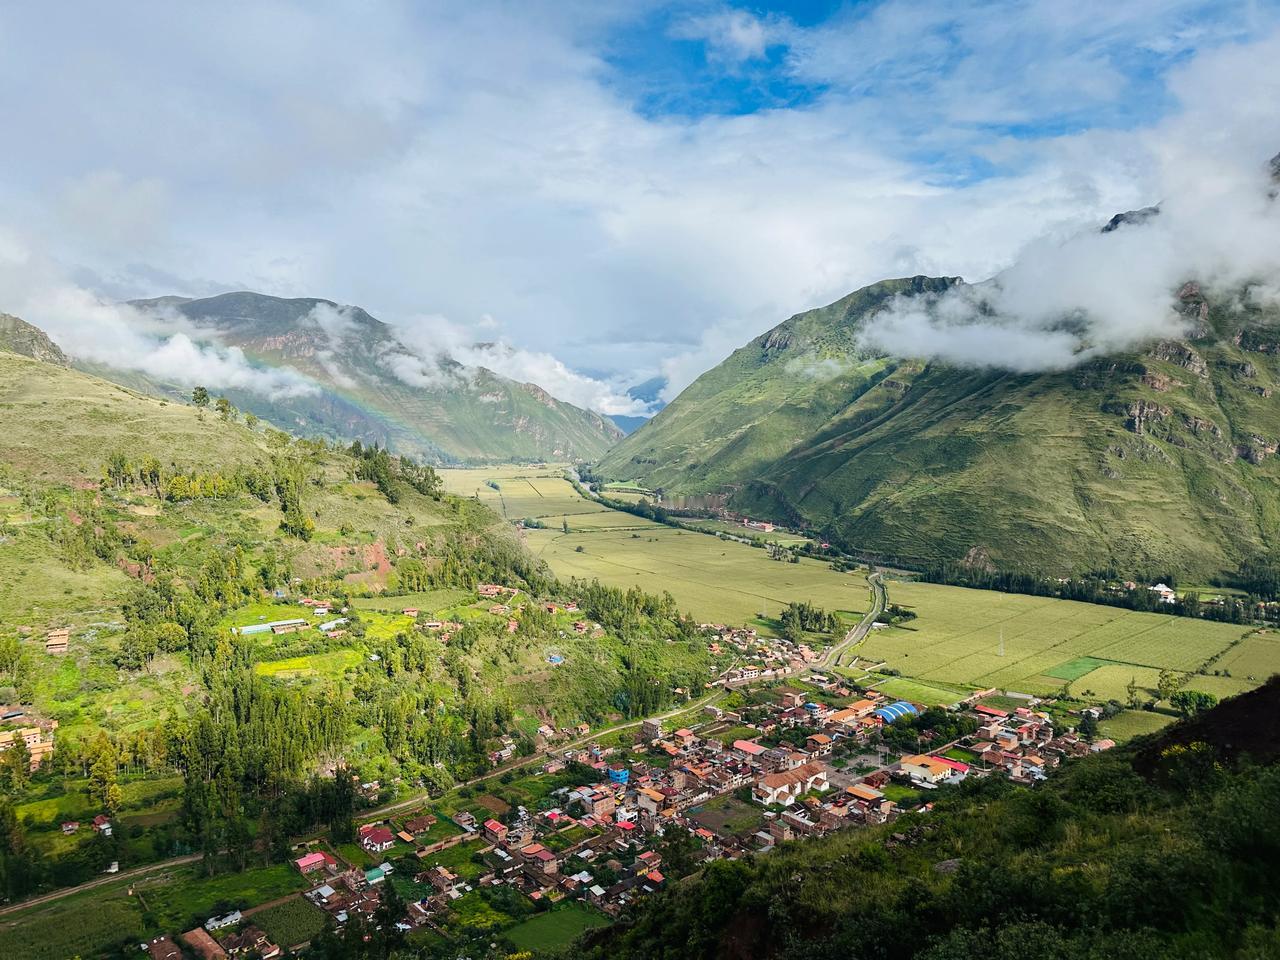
[[101, 291, 622, 463], [599, 278, 1280, 579]]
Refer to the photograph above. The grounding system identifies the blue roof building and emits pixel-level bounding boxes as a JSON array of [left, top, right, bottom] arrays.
[[872, 701, 920, 723]]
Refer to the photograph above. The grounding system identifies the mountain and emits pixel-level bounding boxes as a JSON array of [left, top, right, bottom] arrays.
[[102, 291, 622, 463], [0, 311, 68, 366], [598, 274, 1280, 580]]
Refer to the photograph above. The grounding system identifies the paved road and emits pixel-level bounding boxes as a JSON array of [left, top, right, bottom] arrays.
[[821, 572, 886, 670]]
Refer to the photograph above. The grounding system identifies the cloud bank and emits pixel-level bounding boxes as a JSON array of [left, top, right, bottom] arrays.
[[0, 232, 317, 397], [858, 34, 1280, 371]]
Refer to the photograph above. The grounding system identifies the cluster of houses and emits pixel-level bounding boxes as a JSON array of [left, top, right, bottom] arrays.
[[700, 624, 819, 687], [0, 716, 56, 769]]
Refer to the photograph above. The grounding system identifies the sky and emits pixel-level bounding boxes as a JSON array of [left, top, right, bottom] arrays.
[[1, 1, 1278, 416]]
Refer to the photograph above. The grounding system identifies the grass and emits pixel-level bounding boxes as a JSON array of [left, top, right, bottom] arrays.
[[254, 649, 364, 679], [871, 676, 975, 707], [0, 862, 308, 960], [861, 580, 1259, 701], [503, 902, 609, 951], [688, 794, 765, 836], [880, 782, 921, 805], [1098, 709, 1176, 743]]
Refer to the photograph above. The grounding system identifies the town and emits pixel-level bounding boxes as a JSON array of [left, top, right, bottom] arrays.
[[122, 582, 1111, 960]]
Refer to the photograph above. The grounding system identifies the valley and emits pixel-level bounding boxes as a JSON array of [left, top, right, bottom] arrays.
[[1, 353, 1275, 959]]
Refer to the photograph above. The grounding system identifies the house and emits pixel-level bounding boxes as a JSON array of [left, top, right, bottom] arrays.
[[483, 818, 508, 844], [641, 718, 663, 740], [45, 628, 70, 654], [204, 910, 243, 931], [359, 824, 396, 854], [180, 927, 228, 960], [900, 754, 952, 785], [752, 762, 829, 806], [222, 924, 280, 958], [269, 619, 309, 635], [61, 820, 79, 835], [805, 733, 834, 756], [404, 813, 437, 835], [733, 739, 767, 759], [519, 842, 559, 879], [402, 608, 419, 617], [144, 935, 184, 960], [92, 814, 113, 836], [294, 850, 337, 874], [0, 725, 53, 769], [365, 866, 386, 885]]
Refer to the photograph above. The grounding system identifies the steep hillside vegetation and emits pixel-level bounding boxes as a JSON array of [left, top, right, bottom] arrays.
[[0, 347, 714, 908], [600, 278, 1280, 580], [567, 680, 1280, 960], [92, 291, 622, 463]]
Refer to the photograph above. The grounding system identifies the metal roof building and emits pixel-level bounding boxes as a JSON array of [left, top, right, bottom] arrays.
[[872, 701, 921, 723]]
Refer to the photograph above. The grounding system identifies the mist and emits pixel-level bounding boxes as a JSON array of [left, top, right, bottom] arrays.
[[857, 35, 1280, 372]]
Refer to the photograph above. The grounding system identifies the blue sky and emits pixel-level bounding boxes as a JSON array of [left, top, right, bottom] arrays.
[[0, 1, 1277, 412]]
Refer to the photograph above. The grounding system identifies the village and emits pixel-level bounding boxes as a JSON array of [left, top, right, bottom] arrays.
[[130, 584, 1113, 960]]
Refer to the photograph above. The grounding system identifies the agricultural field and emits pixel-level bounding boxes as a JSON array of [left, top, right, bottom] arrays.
[[444, 467, 873, 629], [252, 896, 329, 947], [0, 862, 308, 960], [439, 466, 606, 523], [526, 524, 871, 630], [1098, 709, 1175, 742], [503, 902, 610, 952], [685, 518, 812, 547], [856, 579, 1268, 704]]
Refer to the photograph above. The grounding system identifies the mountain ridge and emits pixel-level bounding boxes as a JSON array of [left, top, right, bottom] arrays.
[[97, 291, 624, 463], [598, 274, 1280, 580]]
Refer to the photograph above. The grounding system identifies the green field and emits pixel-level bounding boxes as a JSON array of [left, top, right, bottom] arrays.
[[0, 862, 308, 960], [526, 524, 870, 629], [858, 580, 1265, 701], [252, 896, 329, 947], [870, 676, 976, 706], [504, 902, 610, 951], [1098, 709, 1176, 743]]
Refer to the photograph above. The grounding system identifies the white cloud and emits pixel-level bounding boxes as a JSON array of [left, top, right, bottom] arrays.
[[0, 229, 317, 398], [858, 32, 1280, 371], [0, 1, 1274, 407], [672, 9, 780, 63]]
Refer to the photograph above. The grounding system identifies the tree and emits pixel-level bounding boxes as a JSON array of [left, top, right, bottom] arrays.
[[215, 396, 234, 421], [191, 386, 210, 408], [1156, 669, 1183, 703], [244, 412, 259, 430], [89, 739, 121, 815], [1079, 711, 1099, 741], [1126, 675, 1141, 709], [1170, 689, 1218, 718]]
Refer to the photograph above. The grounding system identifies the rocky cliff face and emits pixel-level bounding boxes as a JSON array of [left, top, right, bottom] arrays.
[[0, 313, 68, 366]]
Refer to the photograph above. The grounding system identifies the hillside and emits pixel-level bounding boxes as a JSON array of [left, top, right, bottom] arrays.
[[599, 275, 1280, 580], [92, 291, 622, 463], [567, 679, 1280, 960], [0, 313, 67, 366], [0, 345, 719, 921]]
